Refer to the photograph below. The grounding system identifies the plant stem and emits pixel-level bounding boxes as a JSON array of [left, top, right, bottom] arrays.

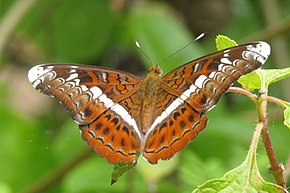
[[256, 91, 286, 188], [227, 87, 258, 101], [228, 86, 286, 187], [264, 96, 288, 108], [228, 87, 288, 109]]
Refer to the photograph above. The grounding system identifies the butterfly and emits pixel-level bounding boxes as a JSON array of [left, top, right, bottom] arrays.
[[28, 42, 270, 164]]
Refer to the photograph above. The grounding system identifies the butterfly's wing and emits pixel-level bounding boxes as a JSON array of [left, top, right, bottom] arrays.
[[143, 42, 271, 163], [143, 89, 208, 164], [161, 42, 270, 111], [28, 64, 143, 164]]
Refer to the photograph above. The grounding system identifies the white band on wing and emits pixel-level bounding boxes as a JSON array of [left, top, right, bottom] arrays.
[[89, 86, 142, 140], [145, 84, 197, 140]]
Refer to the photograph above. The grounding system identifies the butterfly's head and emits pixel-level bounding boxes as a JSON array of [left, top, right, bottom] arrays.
[[148, 65, 163, 76]]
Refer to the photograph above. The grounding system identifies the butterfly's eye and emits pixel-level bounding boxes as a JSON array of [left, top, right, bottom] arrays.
[[148, 65, 163, 76]]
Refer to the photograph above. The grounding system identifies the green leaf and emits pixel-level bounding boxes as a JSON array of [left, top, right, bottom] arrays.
[[238, 70, 261, 91], [192, 161, 285, 193], [215, 35, 237, 51], [111, 157, 139, 184], [256, 68, 290, 87], [192, 123, 286, 193], [283, 104, 290, 129]]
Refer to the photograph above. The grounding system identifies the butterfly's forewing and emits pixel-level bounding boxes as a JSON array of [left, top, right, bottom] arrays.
[[161, 42, 270, 111], [143, 42, 270, 163], [28, 64, 143, 163]]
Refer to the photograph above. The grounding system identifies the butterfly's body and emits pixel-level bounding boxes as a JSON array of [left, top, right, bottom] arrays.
[[139, 65, 162, 135], [28, 42, 270, 164]]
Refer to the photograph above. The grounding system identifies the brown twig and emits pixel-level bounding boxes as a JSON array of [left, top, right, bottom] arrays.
[[228, 87, 288, 109], [228, 86, 286, 187], [264, 95, 288, 109], [227, 87, 258, 101], [18, 148, 94, 193], [256, 91, 286, 188]]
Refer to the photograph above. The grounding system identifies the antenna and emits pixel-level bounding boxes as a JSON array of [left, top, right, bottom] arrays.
[[157, 32, 206, 66], [135, 41, 153, 66], [194, 32, 205, 41], [135, 33, 206, 67]]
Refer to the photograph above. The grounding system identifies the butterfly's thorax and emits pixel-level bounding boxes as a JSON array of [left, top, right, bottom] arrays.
[[139, 65, 163, 133]]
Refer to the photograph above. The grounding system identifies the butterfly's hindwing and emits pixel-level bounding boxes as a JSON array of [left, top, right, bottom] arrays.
[[143, 91, 208, 164], [81, 108, 141, 164]]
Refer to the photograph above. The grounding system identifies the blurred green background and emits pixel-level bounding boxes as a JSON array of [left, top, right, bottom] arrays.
[[0, 0, 289, 193]]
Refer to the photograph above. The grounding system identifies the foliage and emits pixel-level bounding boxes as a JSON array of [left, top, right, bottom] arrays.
[[193, 124, 284, 193], [190, 36, 289, 193]]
